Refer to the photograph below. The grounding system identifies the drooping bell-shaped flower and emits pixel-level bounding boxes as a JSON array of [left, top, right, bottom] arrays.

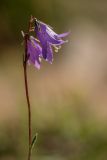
[[27, 36, 42, 69], [34, 19, 69, 63]]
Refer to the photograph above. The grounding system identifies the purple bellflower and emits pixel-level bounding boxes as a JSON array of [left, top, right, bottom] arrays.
[[34, 19, 69, 63], [27, 36, 42, 69]]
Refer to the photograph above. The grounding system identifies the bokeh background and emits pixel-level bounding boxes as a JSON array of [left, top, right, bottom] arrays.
[[1, 0, 107, 160]]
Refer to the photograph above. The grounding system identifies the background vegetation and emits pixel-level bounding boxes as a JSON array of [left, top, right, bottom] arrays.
[[0, 0, 107, 159]]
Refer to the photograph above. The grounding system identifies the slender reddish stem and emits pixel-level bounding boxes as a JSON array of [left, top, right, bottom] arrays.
[[23, 33, 32, 160], [23, 16, 35, 160]]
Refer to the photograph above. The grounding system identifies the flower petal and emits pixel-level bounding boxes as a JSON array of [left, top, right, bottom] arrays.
[[27, 36, 42, 69], [35, 57, 41, 69], [35, 21, 64, 45], [58, 31, 70, 38], [46, 43, 53, 63], [34, 19, 69, 63]]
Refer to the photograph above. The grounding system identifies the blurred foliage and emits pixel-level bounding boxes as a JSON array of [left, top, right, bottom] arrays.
[[0, 91, 107, 160], [1, 0, 107, 45], [0, 0, 107, 160]]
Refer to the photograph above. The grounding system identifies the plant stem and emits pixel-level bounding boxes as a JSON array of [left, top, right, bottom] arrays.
[[23, 33, 32, 160]]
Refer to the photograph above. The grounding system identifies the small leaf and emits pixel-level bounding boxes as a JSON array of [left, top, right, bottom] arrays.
[[30, 133, 38, 150]]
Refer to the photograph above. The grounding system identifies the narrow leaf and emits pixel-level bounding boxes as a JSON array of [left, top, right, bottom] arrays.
[[31, 133, 38, 150]]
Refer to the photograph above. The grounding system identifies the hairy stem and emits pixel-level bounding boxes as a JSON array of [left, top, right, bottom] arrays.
[[23, 33, 32, 160]]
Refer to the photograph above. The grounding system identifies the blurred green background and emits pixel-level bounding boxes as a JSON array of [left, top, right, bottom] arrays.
[[1, 0, 107, 160]]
